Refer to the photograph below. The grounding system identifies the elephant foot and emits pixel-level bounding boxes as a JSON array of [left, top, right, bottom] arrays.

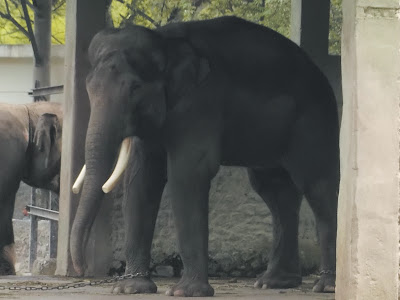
[[111, 276, 157, 294], [165, 278, 214, 297], [254, 269, 301, 289], [312, 271, 335, 293]]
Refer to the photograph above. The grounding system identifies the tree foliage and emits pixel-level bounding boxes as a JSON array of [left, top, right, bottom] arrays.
[[0, 0, 65, 44], [0, 0, 341, 54], [110, 0, 291, 37], [110, 0, 340, 53]]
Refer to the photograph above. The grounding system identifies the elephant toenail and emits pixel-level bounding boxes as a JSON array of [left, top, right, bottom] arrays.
[[174, 289, 186, 297], [125, 287, 137, 294], [312, 285, 322, 293], [324, 286, 335, 293]]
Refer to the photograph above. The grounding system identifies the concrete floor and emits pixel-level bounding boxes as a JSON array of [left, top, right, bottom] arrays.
[[0, 276, 335, 299]]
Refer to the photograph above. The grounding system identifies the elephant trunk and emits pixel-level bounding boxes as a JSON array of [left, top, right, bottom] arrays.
[[70, 119, 120, 276]]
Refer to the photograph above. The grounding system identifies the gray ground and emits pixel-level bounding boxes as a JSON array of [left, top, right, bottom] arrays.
[[0, 276, 335, 300]]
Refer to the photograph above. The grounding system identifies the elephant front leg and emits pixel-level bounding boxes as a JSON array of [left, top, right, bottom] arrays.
[[0, 244, 15, 275], [165, 151, 219, 297], [0, 225, 16, 276], [112, 139, 166, 294], [0, 190, 18, 275]]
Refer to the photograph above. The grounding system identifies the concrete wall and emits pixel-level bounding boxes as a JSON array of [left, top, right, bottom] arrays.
[[0, 45, 64, 104], [110, 168, 319, 277], [337, 0, 400, 299], [13, 220, 52, 275]]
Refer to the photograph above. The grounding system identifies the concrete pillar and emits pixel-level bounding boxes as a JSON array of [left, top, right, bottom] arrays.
[[336, 0, 400, 299], [290, 0, 342, 118], [56, 0, 110, 276]]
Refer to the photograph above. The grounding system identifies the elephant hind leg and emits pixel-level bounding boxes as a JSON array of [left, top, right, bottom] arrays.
[[304, 173, 338, 293], [280, 101, 339, 293], [248, 167, 303, 289]]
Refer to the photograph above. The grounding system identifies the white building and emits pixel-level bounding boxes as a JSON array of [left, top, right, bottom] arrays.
[[0, 45, 65, 104]]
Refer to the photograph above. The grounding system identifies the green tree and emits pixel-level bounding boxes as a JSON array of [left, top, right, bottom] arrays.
[[110, 0, 341, 53], [0, 0, 342, 54], [0, 0, 65, 44], [110, 0, 291, 37]]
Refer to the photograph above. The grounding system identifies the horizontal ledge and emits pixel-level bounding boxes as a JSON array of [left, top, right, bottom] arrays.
[[357, 0, 400, 9], [29, 85, 64, 97], [25, 205, 59, 221], [0, 45, 64, 58]]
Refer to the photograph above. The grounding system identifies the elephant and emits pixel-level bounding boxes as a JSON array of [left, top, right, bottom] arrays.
[[0, 101, 63, 275], [70, 16, 339, 297]]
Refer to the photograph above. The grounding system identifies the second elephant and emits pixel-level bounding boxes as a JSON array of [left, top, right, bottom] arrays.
[[0, 101, 63, 275]]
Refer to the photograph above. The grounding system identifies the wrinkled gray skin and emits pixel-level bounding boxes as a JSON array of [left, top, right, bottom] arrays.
[[0, 102, 62, 275], [70, 17, 339, 297]]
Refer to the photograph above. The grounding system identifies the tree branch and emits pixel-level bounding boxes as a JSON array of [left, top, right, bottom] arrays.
[[52, 0, 65, 13], [51, 34, 62, 44], [20, 0, 41, 64], [8, 0, 20, 9], [160, 0, 167, 17], [25, 0, 36, 11], [122, 0, 160, 28], [5, 0, 11, 14], [134, 9, 159, 27], [0, 10, 30, 37]]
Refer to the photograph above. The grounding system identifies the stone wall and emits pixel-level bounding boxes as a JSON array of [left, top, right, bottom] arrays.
[[13, 219, 51, 275], [13, 185, 58, 275], [110, 166, 320, 277]]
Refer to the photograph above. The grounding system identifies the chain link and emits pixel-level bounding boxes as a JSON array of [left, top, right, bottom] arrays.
[[319, 269, 336, 275], [0, 272, 149, 292]]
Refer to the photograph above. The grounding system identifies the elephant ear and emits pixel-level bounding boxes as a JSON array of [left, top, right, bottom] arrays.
[[166, 39, 210, 101], [33, 113, 60, 169]]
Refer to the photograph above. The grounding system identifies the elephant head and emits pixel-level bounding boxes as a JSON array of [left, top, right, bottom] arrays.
[[70, 25, 209, 275], [23, 112, 62, 193]]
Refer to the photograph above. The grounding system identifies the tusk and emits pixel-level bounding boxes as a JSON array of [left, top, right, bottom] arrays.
[[102, 137, 132, 194], [72, 165, 86, 194]]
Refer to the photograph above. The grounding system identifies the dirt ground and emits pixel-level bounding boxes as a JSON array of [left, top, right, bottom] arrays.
[[0, 276, 335, 299]]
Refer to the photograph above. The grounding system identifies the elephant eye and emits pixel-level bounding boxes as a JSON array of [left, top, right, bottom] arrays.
[[130, 82, 141, 93]]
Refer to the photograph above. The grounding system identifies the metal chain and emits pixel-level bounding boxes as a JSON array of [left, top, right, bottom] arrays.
[[0, 272, 149, 292], [319, 269, 336, 275]]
